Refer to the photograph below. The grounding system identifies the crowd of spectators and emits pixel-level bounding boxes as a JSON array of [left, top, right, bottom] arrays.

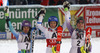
[[0, 0, 100, 6]]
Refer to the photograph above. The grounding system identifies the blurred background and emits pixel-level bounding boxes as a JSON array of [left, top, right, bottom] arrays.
[[0, 0, 100, 40], [0, 0, 100, 53], [0, 0, 100, 6]]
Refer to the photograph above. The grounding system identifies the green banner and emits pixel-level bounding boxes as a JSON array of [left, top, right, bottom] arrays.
[[0, 7, 59, 32]]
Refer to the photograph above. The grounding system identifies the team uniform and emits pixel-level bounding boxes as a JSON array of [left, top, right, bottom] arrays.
[[6, 19, 33, 53], [36, 6, 71, 53], [4, 6, 35, 53], [37, 16, 58, 53], [70, 29, 85, 53], [36, 9, 71, 53], [63, 9, 91, 53]]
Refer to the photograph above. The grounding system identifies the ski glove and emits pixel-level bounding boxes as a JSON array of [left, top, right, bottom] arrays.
[[81, 43, 91, 53], [4, 6, 9, 14], [56, 41, 62, 44], [80, 46, 86, 53], [52, 46, 56, 53], [35, 8, 46, 20], [63, 1, 70, 11], [4, 6, 10, 27]]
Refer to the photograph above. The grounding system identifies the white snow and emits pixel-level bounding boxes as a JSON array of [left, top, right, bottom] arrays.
[[0, 38, 100, 53]]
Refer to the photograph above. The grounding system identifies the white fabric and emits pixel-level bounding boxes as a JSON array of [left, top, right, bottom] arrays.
[[70, 30, 85, 53], [18, 42, 31, 51], [17, 34, 31, 51], [3, 0, 8, 6], [46, 47, 52, 53], [37, 11, 71, 53], [37, 16, 57, 53]]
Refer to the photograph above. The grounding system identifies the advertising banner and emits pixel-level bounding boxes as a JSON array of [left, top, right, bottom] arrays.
[[96, 30, 100, 37], [84, 6, 100, 30], [0, 7, 59, 39], [84, 6, 100, 37], [0, 5, 100, 39], [0, 32, 6, 39]]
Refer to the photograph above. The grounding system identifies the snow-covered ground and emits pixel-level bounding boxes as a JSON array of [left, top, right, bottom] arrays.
[[0, 38, 100, 53]]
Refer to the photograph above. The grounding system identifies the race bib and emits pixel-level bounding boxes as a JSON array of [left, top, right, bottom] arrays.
[[18, 42, 31, 50], [72, 39, 85, 47]]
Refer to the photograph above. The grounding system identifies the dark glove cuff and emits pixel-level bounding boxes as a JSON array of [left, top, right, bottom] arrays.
[[35, 10, 45, 20], [56, 41, 62, 44], [64, 4, 70, 9], [6, 17, 10, 27]]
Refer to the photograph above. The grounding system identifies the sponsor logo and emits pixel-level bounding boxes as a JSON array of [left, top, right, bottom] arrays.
[[0, 32, 6, 39]]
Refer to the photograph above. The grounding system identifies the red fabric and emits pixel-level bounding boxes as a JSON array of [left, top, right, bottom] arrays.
[[41, 0, 49, 6], [46, 28, 57, 48], [46, 39, 57, 48], [0, 0, 3, 6], [53, 0, 59, 5]]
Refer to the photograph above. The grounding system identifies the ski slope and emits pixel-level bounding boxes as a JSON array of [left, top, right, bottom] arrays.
[[0, 38, 100, 53]]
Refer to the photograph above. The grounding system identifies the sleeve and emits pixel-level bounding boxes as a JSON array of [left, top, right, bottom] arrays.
[[62, 11, 74, 35], [36, 15, 48, 34], [7, 18, 19, 40], [1, 0, 3, 5], [4, 6, 19, 40]]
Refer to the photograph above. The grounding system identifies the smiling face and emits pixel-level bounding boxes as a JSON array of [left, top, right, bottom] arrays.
[[22, 26, 30, 34], [49, 21, 57, 29], [77, 22, 84, 30]]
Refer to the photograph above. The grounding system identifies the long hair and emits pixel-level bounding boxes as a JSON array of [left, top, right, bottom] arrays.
[[27, 27, 32, 42]]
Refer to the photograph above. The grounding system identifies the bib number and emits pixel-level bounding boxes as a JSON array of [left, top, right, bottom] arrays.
[[26, 43, 29, 49], [77, 40, 80, 46], [18, 43, 31, 50]]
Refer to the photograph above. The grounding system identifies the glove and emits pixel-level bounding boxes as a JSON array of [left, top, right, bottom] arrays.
[[4, 6, 10, 27], [52, 46, 56, 53], [4, 6, 9, 17], [80, 46, 86, 53], [35, 8, 46, 19], [63, 1, 70, 11]]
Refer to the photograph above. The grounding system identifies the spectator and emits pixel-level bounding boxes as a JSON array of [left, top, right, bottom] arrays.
[[85, 0, 92, 4], [94, 0, 100, 4], [28, 0, 34, 4], [49, 0, 55, 5], [76, 0, 92, 4], [49, 0, 58, 5], [76, 0, 81, 4], [0, 0, 9, 6], [91, 0, 94, 3], [9, 0, 23, 5], [41, 0, 49, 5], [32, 0, 41, 4], [16, 0, 23, 5], [0, 0, 3, 6], [22, 0, 28, 5], [67, 0, 76, 4], [79, 0, 86, 4], [49, 0, 65, 5], [9, 0, 15, 5], [57, 0, 64, 5]]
